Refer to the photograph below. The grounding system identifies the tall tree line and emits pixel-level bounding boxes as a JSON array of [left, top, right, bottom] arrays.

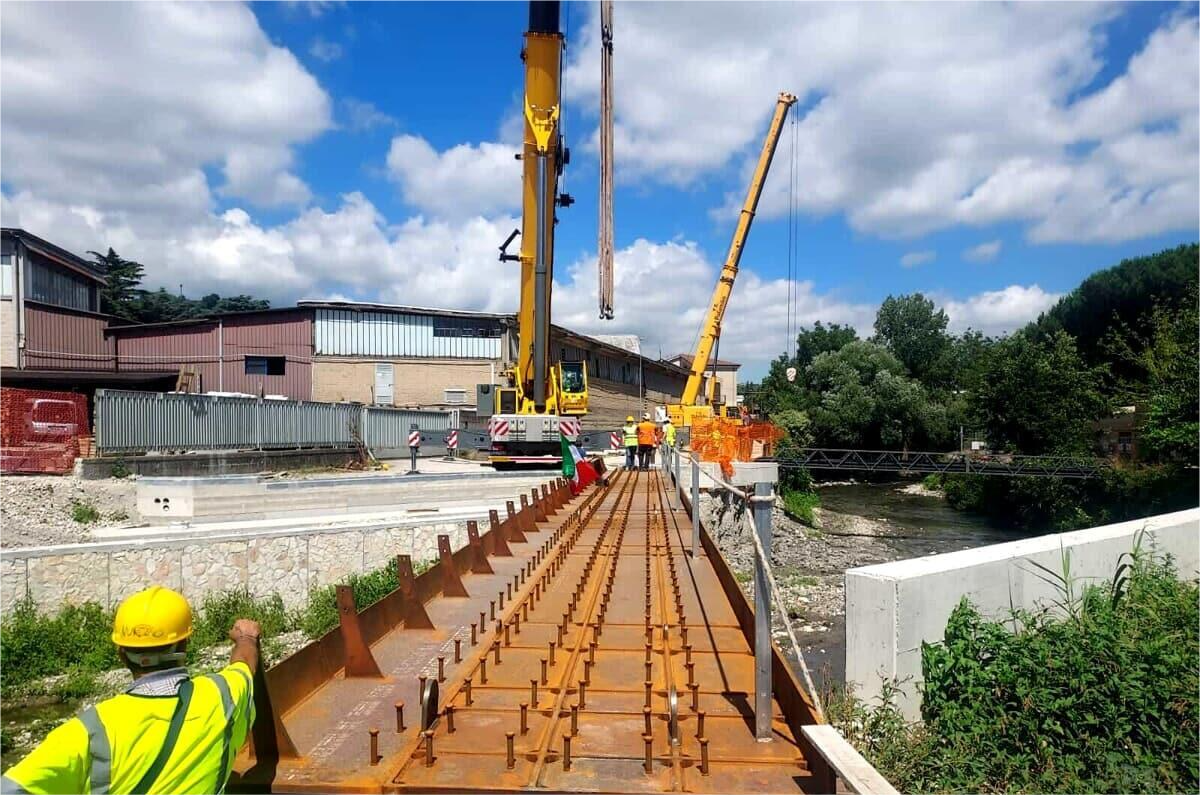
[[90, 248, 270, 323]]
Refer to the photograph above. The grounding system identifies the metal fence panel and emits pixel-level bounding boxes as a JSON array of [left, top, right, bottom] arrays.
[[95, 390, 457, 456], [364, 406, 458, 456]]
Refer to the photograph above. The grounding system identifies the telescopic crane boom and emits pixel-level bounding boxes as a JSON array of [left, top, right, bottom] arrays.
[[669, 92, 797, 428], [480, 1, 588, 467]]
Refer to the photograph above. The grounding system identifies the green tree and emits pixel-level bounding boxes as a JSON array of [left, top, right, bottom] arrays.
[[1036, 242, 1198, 365], [1105, 287, 1199, 463], [874, 293, 950, 384], [794, 322, 858, 370], [972, 330, 1106, 455], [89, 248, 145, 319], [807, 340, 944, 449]]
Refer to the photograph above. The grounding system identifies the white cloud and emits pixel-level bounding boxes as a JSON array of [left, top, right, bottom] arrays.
[[0, 1, 331, 221], [386, 134, 519, 220], [963, 240, 1002, 263], [566, 5, 1198, 244], [941, 285, 1061, 336], [553, 239, 875, 376], [308, 37, 344, 63], [342, 98, 398, 132], [899, 250, 935, 268]]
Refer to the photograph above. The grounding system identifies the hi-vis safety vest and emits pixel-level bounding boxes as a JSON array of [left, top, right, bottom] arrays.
[[664, 423, 677, 446], [2, 663, 254, 795], [622, 423, 638, 447]]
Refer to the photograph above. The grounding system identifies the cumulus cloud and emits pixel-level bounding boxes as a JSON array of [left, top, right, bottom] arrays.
[[900, 250, 936, 268], [941, 285, 1061, 336], [566, 4, 1198, 243], [386, 135, 520, 220], [963, 240, 1002, 263], [0, 1, 331, 222]]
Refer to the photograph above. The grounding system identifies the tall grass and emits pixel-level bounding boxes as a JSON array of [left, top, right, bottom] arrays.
[[0, 558, 435, 698]]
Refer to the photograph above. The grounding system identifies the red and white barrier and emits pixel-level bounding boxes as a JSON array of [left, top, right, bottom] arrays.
[[488, 417, 510, 440], [610, 431, 621, 450], [446, 430, 458, 450], [560, 418, 581, 439], [408, 430, 421, 448]]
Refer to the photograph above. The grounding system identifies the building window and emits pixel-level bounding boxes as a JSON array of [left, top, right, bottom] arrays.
[[444, 388, 467, 405], [28, 258, 93, 312], [245, 356, 286, 376], [432, 316, 502, 338], [0, 253, 12, 298]]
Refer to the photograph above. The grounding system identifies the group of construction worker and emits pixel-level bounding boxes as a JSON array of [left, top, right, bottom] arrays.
[[2, 586, 259, 794], [621, 411, 676, 471]]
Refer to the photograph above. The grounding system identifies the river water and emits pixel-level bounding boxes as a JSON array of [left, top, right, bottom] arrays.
[[797, 480, 1043, 694]]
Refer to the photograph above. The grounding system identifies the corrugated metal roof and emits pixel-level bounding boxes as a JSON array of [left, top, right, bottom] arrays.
[[299, 299, 508, 320]]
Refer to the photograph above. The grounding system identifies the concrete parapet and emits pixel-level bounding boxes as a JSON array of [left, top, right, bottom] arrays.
[[845, 507, 1200, 719], [1, 517, 475, 614]]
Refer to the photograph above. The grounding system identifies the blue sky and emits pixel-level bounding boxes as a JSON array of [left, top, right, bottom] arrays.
[[2, 1, 1197, 376]]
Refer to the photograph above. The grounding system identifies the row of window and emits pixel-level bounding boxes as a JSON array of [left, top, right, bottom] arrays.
[[0, 250, 99, 312], [432, 316, 503, 338]]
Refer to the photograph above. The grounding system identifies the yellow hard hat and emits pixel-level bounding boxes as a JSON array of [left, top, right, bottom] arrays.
[[626, 415, 635, 422], [112, 585, 193, 648]]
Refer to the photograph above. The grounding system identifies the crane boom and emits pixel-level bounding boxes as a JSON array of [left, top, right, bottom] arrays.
[[481, 1, 588, 468], [679, 91, 797, 410]]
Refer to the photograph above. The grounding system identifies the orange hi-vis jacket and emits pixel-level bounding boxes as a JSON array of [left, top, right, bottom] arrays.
[[636, 421, 658, 446]]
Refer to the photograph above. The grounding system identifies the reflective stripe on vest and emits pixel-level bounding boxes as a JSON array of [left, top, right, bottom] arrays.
[[77, 707, 111, 794], [208, 675, 233, 793]]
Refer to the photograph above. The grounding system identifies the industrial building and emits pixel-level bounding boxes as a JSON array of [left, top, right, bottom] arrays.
[[105, 300, 689, 430], [0, 228, 175, 392]]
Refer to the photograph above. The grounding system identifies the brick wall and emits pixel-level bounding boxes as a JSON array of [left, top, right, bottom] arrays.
[[312, 357, 494, 407], [585, 377, 681, 431]]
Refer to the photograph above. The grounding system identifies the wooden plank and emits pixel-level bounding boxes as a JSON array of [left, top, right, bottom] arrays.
[[800, 725, 899, 795]]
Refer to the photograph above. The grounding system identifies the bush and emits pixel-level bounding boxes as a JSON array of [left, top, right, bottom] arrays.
[[298, 559, 418, 639], [781, 489, 819, 526], [189, 589, 290, 655], [833, 549, 1199, 793], [0, 599, 118, 693], [70, 501, 100, 524]]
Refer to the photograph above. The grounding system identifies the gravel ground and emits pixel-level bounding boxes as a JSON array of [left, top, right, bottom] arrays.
[[0, 475, 138, 548]]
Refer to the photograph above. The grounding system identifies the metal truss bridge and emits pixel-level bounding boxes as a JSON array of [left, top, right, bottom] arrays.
[[773, 449, 1111, 479]]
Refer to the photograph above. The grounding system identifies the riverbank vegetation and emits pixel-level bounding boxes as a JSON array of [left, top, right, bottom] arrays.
[[0, 557, 432, 702], [827, 550, 1199, 793], [743, 243, 1198, 530]]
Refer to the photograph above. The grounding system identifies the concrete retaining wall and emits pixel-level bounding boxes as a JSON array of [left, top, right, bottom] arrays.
[[845, 508, 1200, 719], [0, 518, 473, 614], [78, 448, 364, 479]]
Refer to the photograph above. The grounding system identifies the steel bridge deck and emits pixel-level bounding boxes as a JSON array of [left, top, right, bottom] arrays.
[[233, 470, 822, 793]]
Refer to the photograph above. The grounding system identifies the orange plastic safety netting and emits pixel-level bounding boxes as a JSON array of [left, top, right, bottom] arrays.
[[691, 417, 783, 478], [0, 387, 89, 474]]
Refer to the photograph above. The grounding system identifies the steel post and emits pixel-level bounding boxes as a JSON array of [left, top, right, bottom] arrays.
[[673, 445, 681, 503], [690, 456, 700, 558], [752, 481, 773, 740]]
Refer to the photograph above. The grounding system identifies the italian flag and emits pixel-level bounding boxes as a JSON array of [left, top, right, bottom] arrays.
[[561, 433, 598, 495]]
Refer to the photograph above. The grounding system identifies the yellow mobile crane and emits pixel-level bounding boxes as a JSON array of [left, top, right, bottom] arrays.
[[667, 92, 797, 429], [479, 1, 588, 466]]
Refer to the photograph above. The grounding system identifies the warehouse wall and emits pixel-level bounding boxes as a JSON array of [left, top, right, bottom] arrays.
[[584, 377, 682, 431], [312, 357, 493, 408]]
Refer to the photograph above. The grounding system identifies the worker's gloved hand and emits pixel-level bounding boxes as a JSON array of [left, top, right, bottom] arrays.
[[230, 618, 262, 644]]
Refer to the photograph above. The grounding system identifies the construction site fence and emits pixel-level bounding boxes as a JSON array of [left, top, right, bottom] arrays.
[[94, 389, 458, 456], [0, 387, 91, 474]]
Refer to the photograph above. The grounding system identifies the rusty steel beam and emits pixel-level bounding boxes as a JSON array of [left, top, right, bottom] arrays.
[[231, 470, 834, 793]]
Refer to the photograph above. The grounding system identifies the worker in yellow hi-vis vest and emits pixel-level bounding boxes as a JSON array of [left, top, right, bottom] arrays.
[[663, 416, 677, 448], [2, 586, 260, 795]]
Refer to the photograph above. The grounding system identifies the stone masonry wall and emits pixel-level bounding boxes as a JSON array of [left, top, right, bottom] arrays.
[[1, 520, 472, 614]]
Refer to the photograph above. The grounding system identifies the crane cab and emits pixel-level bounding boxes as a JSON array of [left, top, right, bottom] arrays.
[[554, 361, 587, 416]]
